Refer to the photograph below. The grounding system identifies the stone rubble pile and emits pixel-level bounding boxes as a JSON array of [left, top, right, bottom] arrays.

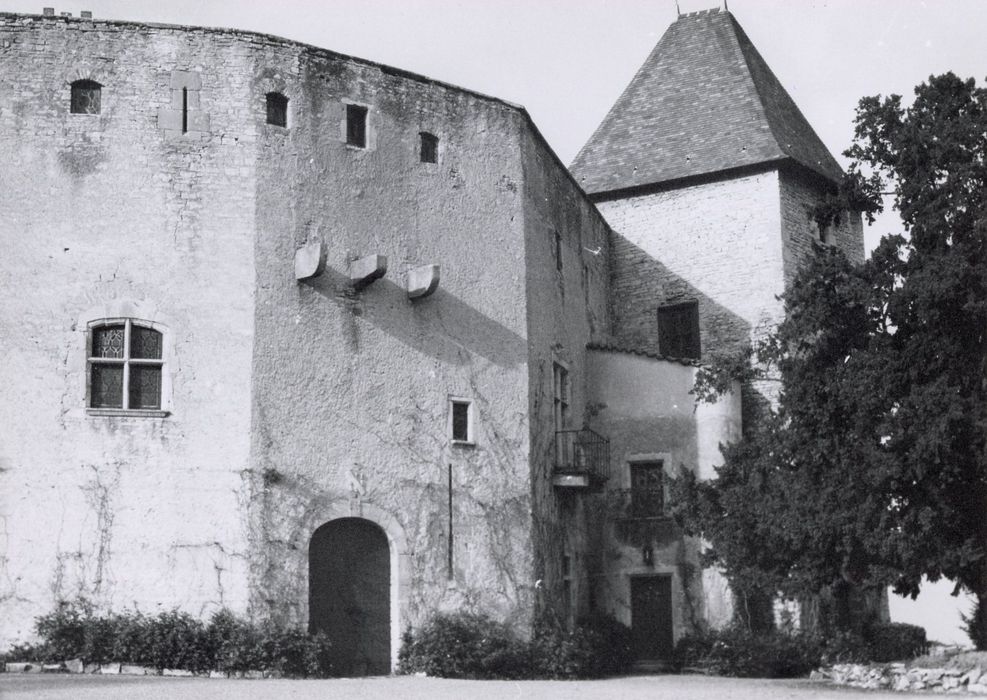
[[812, 663, 987, 694]]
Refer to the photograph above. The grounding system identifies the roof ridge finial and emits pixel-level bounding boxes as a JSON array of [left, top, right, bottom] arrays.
[[675, 0, 682, 18], [723, 0, 729, 12]]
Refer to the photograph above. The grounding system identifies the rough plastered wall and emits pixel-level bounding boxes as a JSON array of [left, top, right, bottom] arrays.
[[586, 348, 741, 640], [0, 15, 258, 645], [597, 169, 784, 361], [521, 126, 611, 625], [246, 42, 538, 660], [779, 165, 865, 278]]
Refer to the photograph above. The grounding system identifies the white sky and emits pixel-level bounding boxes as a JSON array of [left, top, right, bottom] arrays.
[[2, 0, 983, 644]]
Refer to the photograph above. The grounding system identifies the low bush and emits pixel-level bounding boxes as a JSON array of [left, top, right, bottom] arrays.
[[532, 612, 633, 679], [6, 600, 334, 677], [867, 622, 927, 662], [399, 610, 632, 680], [398, 611, 531, 679], [673, 627, 821, 678]]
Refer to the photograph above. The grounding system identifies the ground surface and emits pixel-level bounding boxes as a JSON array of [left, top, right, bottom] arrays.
[[0, 674, 916, 699]]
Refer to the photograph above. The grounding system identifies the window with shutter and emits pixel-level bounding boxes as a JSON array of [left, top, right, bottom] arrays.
[[657, 301, 700, 359]]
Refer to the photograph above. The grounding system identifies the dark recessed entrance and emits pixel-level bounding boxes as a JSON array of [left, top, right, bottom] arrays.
[[309, 517, 391, 676], [630, 574, 674, 664]]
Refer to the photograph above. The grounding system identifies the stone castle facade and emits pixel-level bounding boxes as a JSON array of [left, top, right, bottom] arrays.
[[0, 7, 861, 674]]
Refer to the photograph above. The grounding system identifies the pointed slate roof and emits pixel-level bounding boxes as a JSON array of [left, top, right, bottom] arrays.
[[570, 8, 844, 195]]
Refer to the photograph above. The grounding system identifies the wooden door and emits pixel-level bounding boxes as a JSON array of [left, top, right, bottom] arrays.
[[630, 575, 674, 661]]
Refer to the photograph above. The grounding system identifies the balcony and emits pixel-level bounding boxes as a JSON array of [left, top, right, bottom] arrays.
[[552, 427, 610, 491]]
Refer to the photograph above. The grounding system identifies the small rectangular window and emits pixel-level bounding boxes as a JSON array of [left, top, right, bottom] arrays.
[[630, 462, 665, 518], [346, 103, 368, 148], [450, 398, 473, 444], [70, 80, 101, 114], [657, 300, 700, 359], [266, 92, 288, 127], [420, 132, 438, 163], [553, 362, 570, 432]]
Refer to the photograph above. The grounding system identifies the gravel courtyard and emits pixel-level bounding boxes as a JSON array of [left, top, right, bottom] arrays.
[[0, 673, 913, 700]]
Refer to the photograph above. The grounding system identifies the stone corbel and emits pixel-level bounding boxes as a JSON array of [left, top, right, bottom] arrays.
[[349, 254, 388, 288], [294, 240, 327, 281], [407, 264, 440, 299]]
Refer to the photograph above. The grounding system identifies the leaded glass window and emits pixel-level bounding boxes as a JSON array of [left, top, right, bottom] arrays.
[[88, 320, 163, 410], [70, 80, 101, 114], [630, 462, 665, 518]]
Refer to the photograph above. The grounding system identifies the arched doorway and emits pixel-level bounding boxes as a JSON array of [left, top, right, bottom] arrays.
[[309, 517, 391, 676]]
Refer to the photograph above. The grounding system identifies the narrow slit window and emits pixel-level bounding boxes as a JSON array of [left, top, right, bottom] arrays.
[[420, 132, 438, 163], [266, 92, 288, 127], [181, 87, 188, 133], [555, 231, 563, 272], [346, 103, 368, 148], [450, 398, 473, 444], [70, 79, 101, 114]]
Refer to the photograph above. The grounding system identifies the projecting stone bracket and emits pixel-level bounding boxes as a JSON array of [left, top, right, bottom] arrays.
[[294, 240, 327, 281], [406, 264, 440, 299], [349, 254, 388, 288]]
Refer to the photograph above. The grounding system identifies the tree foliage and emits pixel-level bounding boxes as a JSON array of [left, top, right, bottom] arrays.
[[672, 73, 987, 646]]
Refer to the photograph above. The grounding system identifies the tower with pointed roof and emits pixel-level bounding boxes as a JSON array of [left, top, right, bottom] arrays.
[[572, 7, 863, 371], [571, 8, 865, 658]]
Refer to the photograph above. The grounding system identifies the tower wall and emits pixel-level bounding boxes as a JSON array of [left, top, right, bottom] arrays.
[[598, 169, 785, 360]]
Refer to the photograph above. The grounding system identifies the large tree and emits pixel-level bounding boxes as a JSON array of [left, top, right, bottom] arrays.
[[671, 73, 987, 645]]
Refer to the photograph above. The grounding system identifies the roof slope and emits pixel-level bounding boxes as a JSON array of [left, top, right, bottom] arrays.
[[570, 8, 844, 195]]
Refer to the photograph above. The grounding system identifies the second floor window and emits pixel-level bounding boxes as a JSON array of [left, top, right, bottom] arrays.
[[89, 320, 163, 410], [630, 462, 664, 518]]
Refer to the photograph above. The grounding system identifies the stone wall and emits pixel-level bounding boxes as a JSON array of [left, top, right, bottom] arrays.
[[246, 40, 537, 656], [0, 14, 260, 645], [520, 122, 612, 625], [779, 164, 865, 280], [0, 13, 615, 658]]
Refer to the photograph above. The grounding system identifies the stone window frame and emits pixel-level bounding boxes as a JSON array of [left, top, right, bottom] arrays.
[[625, 453, 673, 520], [448, 395, 475, 446], [80, 302, 174, 418], [340, 98, 377, 151]]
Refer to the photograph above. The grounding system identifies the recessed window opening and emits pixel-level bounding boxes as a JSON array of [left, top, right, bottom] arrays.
[[346, 103, 368, 148], [181, 87, 188, 133], [89, 320, 163, 410], [420, 131, 438, 163], [630, 462, 665, 518], [266, 92, 288, 127], [657, 300, 701, 359], [555, 231, 563, 271], [450, 398, 474, 444], [70, 79, 101, 114], [552, 363, 570, 432]]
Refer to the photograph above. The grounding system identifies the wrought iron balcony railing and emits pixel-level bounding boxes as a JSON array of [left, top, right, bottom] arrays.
[[552, 427, 610, 490]]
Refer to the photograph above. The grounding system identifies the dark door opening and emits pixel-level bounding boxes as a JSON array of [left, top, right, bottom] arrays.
[[630, 575, 674, 662], [309, 517, 391, 675]]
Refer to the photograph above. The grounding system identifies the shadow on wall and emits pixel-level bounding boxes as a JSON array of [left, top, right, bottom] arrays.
[[609, 234, 752, 362], [300, 267, 527, 369]]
